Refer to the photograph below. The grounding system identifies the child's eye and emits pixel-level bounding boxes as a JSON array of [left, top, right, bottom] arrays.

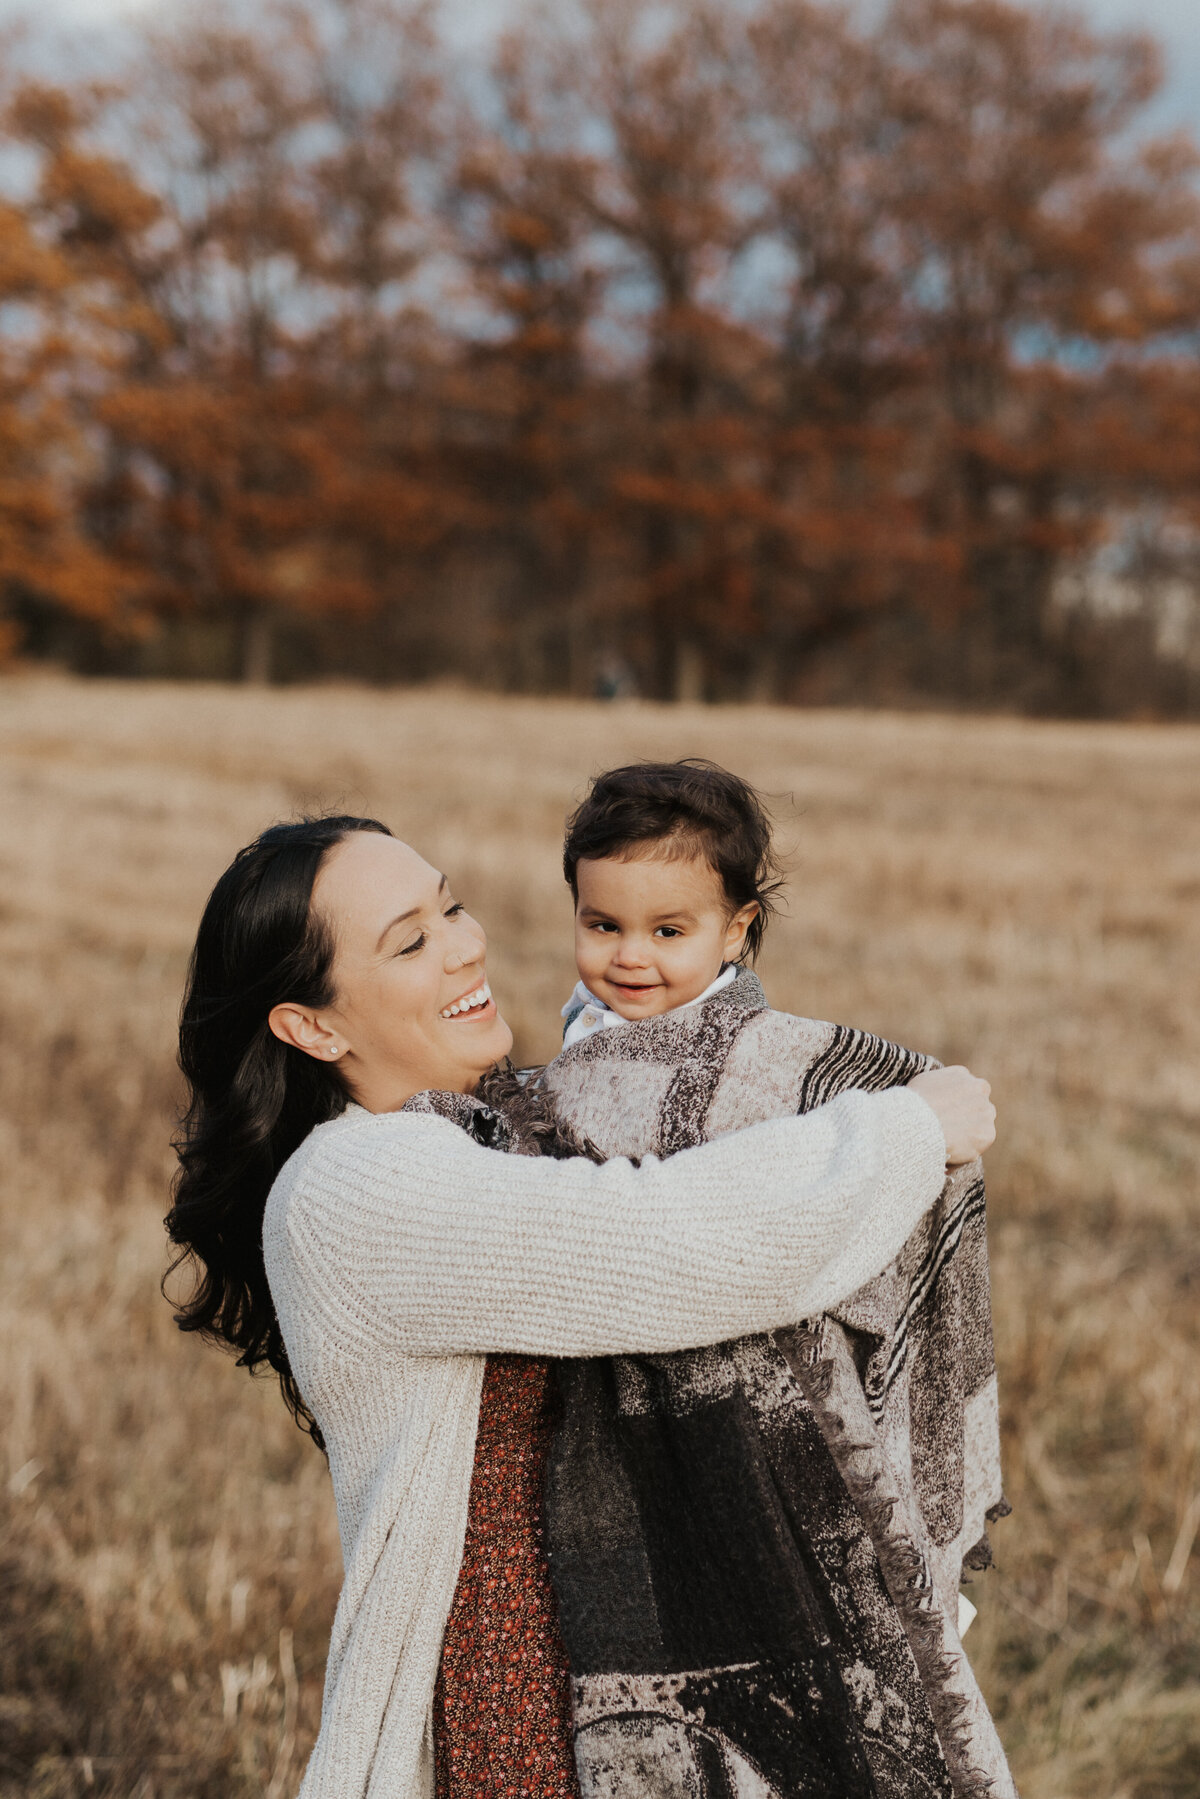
[[591, 921, 618, 934], [655, 926, 682, 938]]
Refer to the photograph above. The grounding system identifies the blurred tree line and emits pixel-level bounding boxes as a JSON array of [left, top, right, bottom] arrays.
[[5, 0, 1200, 710]]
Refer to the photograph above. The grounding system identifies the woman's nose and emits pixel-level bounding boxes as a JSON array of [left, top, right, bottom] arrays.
[[446, 914, 486, 971]]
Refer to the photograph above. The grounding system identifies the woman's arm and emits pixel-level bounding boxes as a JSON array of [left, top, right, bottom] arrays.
[[267, 1085, 947, 1359]]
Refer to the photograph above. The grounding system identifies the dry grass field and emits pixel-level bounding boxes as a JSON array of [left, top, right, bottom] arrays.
[[1, 675, 1198, 1799]]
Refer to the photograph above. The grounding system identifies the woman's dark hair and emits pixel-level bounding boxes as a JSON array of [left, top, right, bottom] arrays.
[[165, 814, 393, 1452], [562, 759, 784, 962]]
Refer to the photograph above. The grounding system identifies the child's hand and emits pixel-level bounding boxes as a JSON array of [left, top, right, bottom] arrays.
[[907, 1066, 996, 1166]]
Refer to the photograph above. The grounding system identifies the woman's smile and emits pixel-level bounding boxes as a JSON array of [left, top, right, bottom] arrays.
[[440, 981, 495, 1021]]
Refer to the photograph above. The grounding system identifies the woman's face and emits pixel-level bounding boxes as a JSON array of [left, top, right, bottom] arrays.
[[286, 832, 513, 1112]]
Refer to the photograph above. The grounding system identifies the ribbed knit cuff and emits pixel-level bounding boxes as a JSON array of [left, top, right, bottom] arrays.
[[885, 1081, 949, 1176]]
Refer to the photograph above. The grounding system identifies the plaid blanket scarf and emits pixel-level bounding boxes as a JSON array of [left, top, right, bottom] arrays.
[[535, 966, 1016, 1799]]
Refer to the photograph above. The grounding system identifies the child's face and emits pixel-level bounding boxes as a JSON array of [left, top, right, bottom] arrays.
[[573, 849, 758, 1019]]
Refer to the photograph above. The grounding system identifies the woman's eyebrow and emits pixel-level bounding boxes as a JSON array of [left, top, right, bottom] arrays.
[[375, 874, 447, 950]]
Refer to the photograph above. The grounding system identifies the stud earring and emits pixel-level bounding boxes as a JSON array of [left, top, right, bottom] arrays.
[[329, 1046, 339, 1057]]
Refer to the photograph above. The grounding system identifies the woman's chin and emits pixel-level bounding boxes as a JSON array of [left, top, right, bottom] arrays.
[[432, 1005, 513, 1088], [487, 1013, 515, 1063], [459, 1010, 513, 1069]]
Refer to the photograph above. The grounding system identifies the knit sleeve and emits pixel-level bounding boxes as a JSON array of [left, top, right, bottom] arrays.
[[269, 1086, 946, 1359]]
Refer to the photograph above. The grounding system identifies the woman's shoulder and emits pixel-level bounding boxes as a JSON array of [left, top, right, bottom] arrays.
[[268, 1102, 473, 1226], [262, 1103, 491, 1358]]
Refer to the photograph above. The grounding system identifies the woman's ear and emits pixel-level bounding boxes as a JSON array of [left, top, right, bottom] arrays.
[[724, 901, 760, 963], [268, 1003, 346, 1063]]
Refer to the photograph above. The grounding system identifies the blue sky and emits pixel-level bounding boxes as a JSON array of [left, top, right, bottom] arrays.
[[1082, 0, 1200, 131], [6, 0, 1200, 135]]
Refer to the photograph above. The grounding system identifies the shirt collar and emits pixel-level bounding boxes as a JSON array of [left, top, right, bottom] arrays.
[[561, 963, 738, 1048]]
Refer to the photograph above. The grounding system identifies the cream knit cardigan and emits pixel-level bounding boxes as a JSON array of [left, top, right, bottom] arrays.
[[262, 1086, 947, 1799]]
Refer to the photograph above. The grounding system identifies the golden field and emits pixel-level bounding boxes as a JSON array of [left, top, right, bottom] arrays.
[[1, 675, 1198, 1799]]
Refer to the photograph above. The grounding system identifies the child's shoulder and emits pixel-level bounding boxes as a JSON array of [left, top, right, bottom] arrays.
[[727, 1003, 842, 1075], [707, 1003, 934, 1133], [704, 1005, 839, 1132]]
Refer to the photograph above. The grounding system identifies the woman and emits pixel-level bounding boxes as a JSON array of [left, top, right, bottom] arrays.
[[167, 815, 994, 1799]]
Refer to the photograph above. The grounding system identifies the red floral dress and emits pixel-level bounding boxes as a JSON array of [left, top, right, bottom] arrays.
[[433, 1355, 581, 1799]]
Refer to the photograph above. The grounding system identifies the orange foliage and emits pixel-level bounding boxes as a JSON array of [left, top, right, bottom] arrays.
[[0, 0, 1197, 702], [0, 99, 137, 652]]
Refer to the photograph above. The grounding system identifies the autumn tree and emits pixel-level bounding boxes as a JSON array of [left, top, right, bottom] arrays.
[[874, 0, 1200, 703], [0, 81, 140, 659], [59, 0, 447, 682], [106, 5, 353, 681], [3, 0, 1200, 710], [741, 0, 959, 699], [438, 24, 623, 692], [556, 0, 775, 699]]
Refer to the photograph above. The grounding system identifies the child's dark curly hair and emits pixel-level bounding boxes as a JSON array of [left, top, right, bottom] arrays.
[[562, 759, 785, 962]]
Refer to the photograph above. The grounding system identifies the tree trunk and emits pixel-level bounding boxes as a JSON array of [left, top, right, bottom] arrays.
[[674, 638, 706, 703], [745, 644, 778, 705], [242, 609, 274, 685]]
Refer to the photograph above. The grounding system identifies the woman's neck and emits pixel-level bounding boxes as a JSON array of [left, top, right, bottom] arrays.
[[346, 1065, 482, 1114]]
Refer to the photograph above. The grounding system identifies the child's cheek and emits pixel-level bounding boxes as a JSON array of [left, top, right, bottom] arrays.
[[575, 933, 604, 981]]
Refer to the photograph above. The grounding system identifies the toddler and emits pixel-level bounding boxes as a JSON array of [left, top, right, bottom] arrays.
[[539, 757, 1016, 1799]]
